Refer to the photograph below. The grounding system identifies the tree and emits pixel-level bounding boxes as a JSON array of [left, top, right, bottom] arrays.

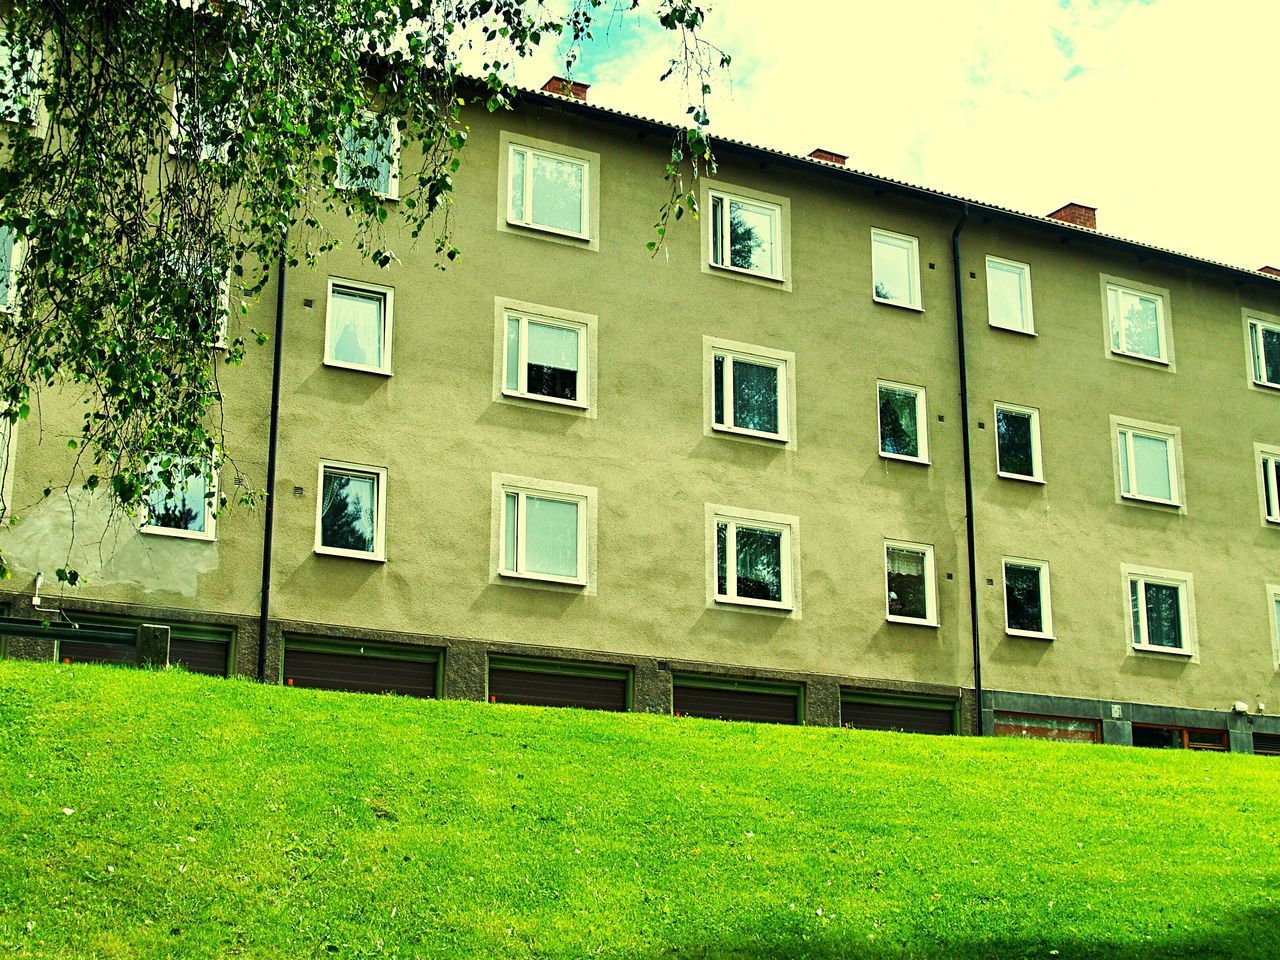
[[0, 0, 727, 582]]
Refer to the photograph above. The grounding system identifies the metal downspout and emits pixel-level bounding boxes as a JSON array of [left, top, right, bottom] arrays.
[[257, 248, 287, 682]]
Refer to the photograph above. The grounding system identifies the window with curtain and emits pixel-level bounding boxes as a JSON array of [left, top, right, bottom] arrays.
[[986, 256, 1034, 333], [503, 312, 585, 405], [327, 284, 389, 373], [712, 349, 785, 438], [871, 229, 921, 308], [318, 464, 382, 558], [885, 543, 933, 623], [508, 144, 588, 237], [501, 487, 585, 583], [1117, 425, 1178, 504]]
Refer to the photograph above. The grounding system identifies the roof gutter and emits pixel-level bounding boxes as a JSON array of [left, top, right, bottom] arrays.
[[257, 245, 287, 682], [951, 203, 983, 734]]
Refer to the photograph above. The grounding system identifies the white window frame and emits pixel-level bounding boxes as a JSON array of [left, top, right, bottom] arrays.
[[0, 33, 42, 128], [1114, 419, 1181, 507], [1268, 583, 1280, 670], [877, 380, 929, 464], [506, 142, 591, 241], [1002, 556, 1053, 640], [140, 456, 217, 542], [993, 401, 1043, 482], [0, 228, 22, 313], [884, 539, 938, 627], [324, 278, 394, 376], [871, 228, 922, 311], [168, 73, 234, 164], [710, 345, 789, 441], [498, 481, 589, 587], [501, 309, 589, 410], [1247, 313, 1280, 390], [1106, 281, 1169, 364], [710, 508, 796, 612], [314, 460, 387, 562], [1257, 444, 1280, 526], [1123, 564, 1195, 658], [336, 112, 400, 200], [707, 189, 784, 281], [985, 255, 1034, 334]]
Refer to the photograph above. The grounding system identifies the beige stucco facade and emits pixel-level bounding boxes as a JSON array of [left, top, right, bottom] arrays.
[[3, 88, 1278, 746]]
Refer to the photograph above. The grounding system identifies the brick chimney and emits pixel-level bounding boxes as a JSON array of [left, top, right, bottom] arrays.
[[1046, 202, 1097, 230], [541, 76, 590, 101], [1259, 266, 1280, 278], [807, 148, 848, 166]]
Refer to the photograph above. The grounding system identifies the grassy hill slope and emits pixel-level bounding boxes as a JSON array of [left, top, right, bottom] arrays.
[[1, 660, 1279, 959]]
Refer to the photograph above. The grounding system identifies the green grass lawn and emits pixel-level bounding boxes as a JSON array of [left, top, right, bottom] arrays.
[[1, 661, 1279, 959]]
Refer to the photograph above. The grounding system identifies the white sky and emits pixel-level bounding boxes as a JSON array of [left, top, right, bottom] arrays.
[[503, 0, 1280, 272]]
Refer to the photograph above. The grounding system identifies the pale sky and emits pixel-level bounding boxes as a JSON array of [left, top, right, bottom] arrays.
[[501, 0, 1280, 273]]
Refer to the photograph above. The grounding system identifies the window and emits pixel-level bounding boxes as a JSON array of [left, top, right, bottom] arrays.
[[1247, 315, 1280, 389], [1106, 282, 1168, 363], [325, 279, 392, 375], [503, 311, 587, 407], [871, 229, 921, 309], [164, 251, 229, 346], [994, 402, 1042, 481], [507, 143, 589, 239], [500, 484, 588, 585], [1125, 567, 1193, 656], [1002, 558, 1052, 638], [1268, 585, 1280, 668], [0, 226, 19, 312], [1115, 422, 1180, 506], [713, 511, 795, 610], [171, 73, 236, 162], [315, 461, 387, 561], [1261, 449, 1280, 525], [878, 381, 928, 463], [884, 540, 937, 626], [986, 256, 1033, 333], [337, 115, 399, 198], [142, 456, 216, 541], [708, 190, 782, 279], [711, 346, 787, 440], [0, 32, 41, 125]]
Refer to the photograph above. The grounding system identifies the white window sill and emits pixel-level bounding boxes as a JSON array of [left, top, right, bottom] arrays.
[[708, 261, 785, 284], [315, 545, 386, 562], [1006, 628, 1054, 641], [872, 296, 924, 313], [989, 322, 1036, 336], [712, 423, 788, 443], [886, 614, 938, 627], [1132, 643, 1193, 658], [324, 358, 392, 377], [1121, 492, 1182, 508], [1251, 377, 1280, 392], [337, 183, 400, 203], [500, 569, 586, 588], [1110, 348, 1169, 366], [141, 526, 215, 543], [715, 595, 793, 612], [505, 217, 590, 243], [880, 451, 930, 466], [997, 471, 1045, 484], [501, 388, 588, 411]]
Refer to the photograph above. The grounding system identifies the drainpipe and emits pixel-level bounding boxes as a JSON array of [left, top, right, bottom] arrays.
[[257, 245, 288, 682], [951, 203, 983, 734]]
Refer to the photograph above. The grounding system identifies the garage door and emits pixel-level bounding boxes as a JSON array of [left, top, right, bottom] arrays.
[[1253, 732, 1280, 756], [994, 711, 1100, 744], [69, 614, 234, 677], [487, 657, 629, 711], [673, 677, 802, 724], [282, 639, 439, 698], [841, 694, 956, 736], [58, 638, 135, 665]]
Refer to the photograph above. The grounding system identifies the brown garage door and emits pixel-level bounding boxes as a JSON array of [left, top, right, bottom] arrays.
[[58, 638, 135, 665], [65, 614, 234, 677], [283, 642, 438, 698], [488, 658, 629, 711], [994, 711, 1100, 744], [841, 695, 956, 736], [674, 678, 801, 724], [1253, 732, 1280, 756]]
